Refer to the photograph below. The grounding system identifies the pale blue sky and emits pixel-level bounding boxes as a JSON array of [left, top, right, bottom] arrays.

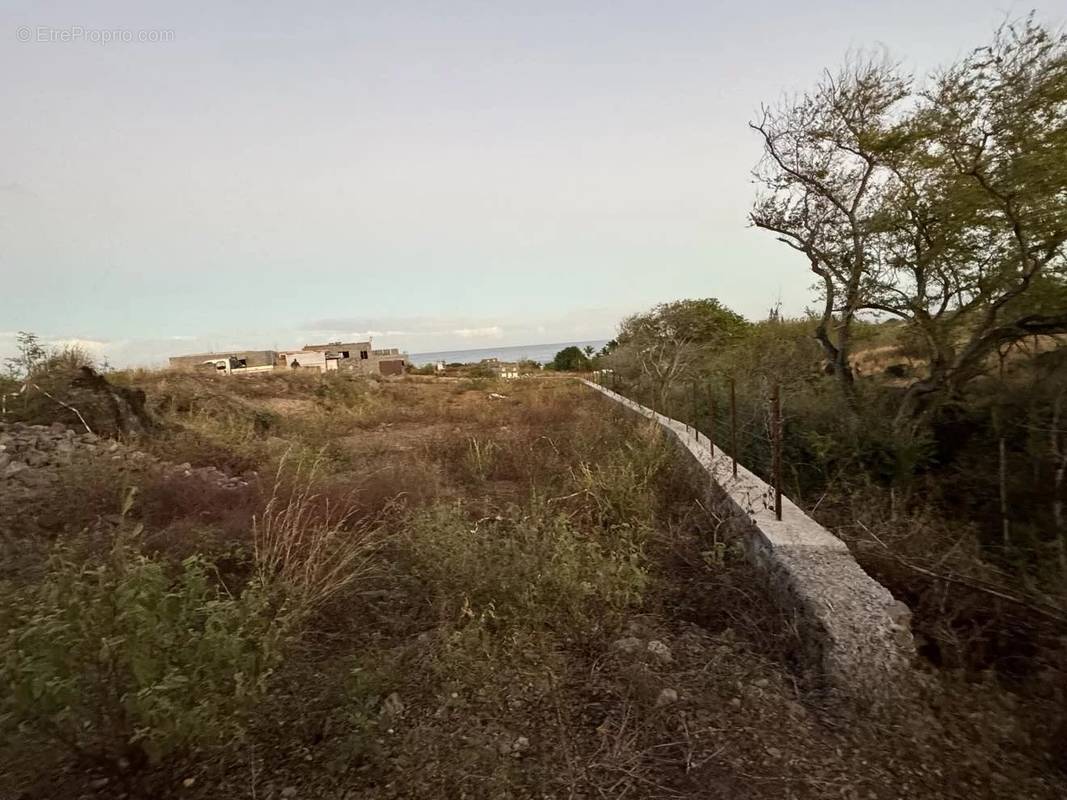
[[0, 0, 1055, 365]]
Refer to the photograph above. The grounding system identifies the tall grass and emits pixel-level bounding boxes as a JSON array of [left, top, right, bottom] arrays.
[[253, 454, 383, 620]]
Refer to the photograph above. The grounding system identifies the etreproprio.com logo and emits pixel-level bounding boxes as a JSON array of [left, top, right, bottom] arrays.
[[16, 25, 175, 44]]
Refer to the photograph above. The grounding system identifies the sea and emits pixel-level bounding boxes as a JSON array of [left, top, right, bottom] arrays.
[[410, 339, 610, 367]]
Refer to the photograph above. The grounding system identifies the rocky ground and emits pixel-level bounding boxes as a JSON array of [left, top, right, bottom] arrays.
[[1, 421, 254, 491]]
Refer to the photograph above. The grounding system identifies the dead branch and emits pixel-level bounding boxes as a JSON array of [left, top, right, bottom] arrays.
[[856, 521, 1067, 625], [28, 383, 94, 434]]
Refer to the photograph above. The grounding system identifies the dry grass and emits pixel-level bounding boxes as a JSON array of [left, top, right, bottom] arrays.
[[5, 371, 1067, 799], [253, 453, 384, 620]]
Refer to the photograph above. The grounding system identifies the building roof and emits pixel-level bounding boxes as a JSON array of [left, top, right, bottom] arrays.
[[302, 341, 371, 352]]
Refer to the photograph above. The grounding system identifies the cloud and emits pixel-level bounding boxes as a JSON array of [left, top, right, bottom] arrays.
[[304, 316, 478, 336], [452, 326, 504, 339], [0, 182, 37, 198], [50, 337, 114, 352]]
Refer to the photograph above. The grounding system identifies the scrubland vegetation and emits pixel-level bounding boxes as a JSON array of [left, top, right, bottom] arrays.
[[2, 12, 1065, 800], [596, 16, 1067, 732], [0, 353, 1065, 799]]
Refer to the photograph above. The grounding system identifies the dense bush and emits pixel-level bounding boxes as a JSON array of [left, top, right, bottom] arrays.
[[402, 502, 648, 636], [0, 541, 283, 770], [550, 346, 591, 372]]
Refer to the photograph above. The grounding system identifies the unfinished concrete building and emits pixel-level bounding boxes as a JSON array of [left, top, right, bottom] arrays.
[[288, 341, 408, 375], [168, 350, 278, 374], [170, 340, 408, 376]]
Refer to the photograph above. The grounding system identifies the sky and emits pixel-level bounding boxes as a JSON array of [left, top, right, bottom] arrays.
[[0, 0, 1058, 366]]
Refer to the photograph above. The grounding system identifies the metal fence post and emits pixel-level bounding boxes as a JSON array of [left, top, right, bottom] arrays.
[[690, 380, 697, 435], [772, 381, 782, 521], [707, 382, 715, 454], [730, 378, 738, 478]]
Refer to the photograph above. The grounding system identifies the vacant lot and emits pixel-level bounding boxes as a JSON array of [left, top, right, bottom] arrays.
[[1, 372, 1064, 799]]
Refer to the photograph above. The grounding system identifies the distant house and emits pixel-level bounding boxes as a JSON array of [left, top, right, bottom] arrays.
[[295, 341, 408, 375], [168, 350, 277, 373], [276, 350, 328, 371], [169, 340, 409, 376]]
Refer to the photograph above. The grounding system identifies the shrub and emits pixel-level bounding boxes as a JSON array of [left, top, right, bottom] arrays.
[[402, 502, 647, 637], [567, 424, 670, 531], [0, 540, 282, 771], [466, 362, 497, 379], [462, 436, 499, 482], [550, 346, 591, 372], [312, 373, 371, 410]]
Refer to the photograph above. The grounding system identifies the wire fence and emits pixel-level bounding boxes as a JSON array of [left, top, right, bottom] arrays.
[[592, 370, 785, 520]]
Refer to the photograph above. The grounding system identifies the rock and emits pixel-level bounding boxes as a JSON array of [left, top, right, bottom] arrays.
[[887, 600, 912, 627], [0, 421, 247, 496], [646, 640, 673, 664], [13, 469, 49, 488], [785, 699, 808, 718], [612, 636, 643, 656], [753, 678, 769, 688], [281, 788, 298, 798], [655, 688, 679, 707], [381, 692, 404, 720], [3, 460, 28, 477], [511, 735, 530, 756]]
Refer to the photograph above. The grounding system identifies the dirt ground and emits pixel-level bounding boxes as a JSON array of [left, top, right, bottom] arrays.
[[3, 374, 1066, 799]]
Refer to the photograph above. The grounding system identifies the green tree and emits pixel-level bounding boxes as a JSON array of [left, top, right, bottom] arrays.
[[610, 299, 749, 406], [550, 346, 591, 372], [751, 16, 1067, 422], [883, 17, 1067, 420], [616, 299, 750, 349]]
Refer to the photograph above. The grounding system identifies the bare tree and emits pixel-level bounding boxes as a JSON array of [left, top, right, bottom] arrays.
[[750, 55, 911, 404], [752, 18, 1067, 422]]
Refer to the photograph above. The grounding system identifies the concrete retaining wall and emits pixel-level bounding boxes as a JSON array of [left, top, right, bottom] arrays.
[[582, 379, 914, 705]]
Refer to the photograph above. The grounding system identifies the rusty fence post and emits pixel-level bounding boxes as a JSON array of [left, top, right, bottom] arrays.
[[771, 381, 782, 521], [707, 382, 715, 454], [690, 380, 698, 435], [730, 378, 738, 478]]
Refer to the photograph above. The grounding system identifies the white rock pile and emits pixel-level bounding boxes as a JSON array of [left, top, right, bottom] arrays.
[[0, 422, 254, 491]]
